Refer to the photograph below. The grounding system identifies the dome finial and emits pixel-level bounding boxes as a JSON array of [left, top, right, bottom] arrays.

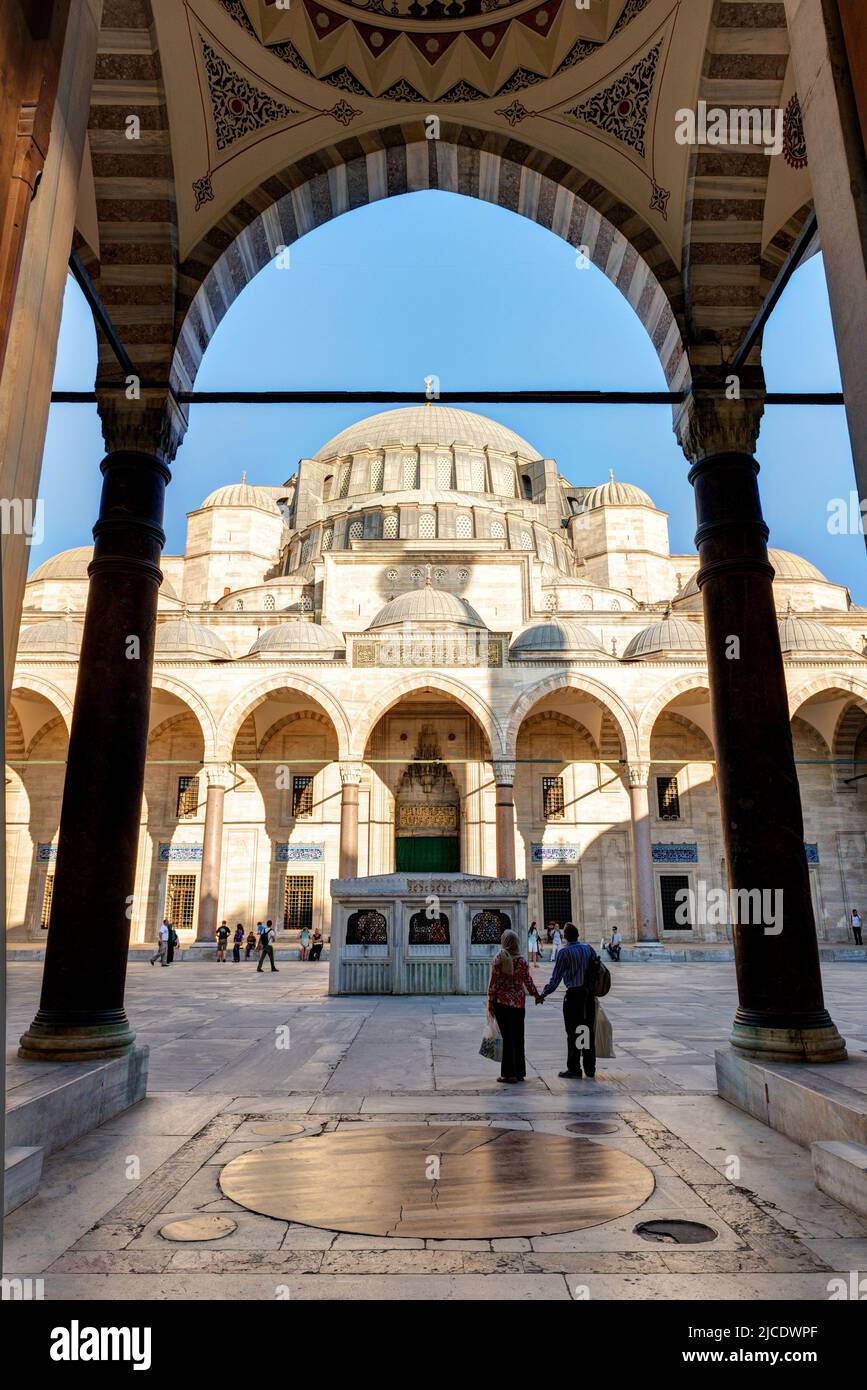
[[609, 469, 615, 483], [241, 470, 247, 484]]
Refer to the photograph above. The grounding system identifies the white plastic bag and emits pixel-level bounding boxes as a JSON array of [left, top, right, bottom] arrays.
[[479, 1009, 503, 1063]]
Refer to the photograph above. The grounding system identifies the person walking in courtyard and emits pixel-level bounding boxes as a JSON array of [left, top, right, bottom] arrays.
[[300, 925, 310, 960], [244, 928, 257, 960], [550, 924, 562, 961], [605, 927, 622, 962], [527, 921, 539, 964], [257, 920, 278, 973], [852, 908, 863, 945], [309, 928, 323, 961], [486, 928, 543, 1084], [232, 923, 244, 963], [150, 919, 170, 967], [215, 920, 230, 963], [166, 923, 178, 965], [541, 923, 599, 1080]]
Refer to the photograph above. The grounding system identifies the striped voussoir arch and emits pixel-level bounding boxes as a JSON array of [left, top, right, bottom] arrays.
[[832, 701, 867, 790], [86, 0, 179, 386], [172, 123, 689, 396], [682, 0, 791, 385]]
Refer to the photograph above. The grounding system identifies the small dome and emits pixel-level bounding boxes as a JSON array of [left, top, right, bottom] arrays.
[[623, 617, 705, 661], [778, 615, 854, 655], [368, 584, 485, 630], [28, 545, 179, 598], [315, 406, 539, 461], [250, 622, 344, 655], [155, 619, 230, 660], [581, 472, 654, 511], [18, 618, 84, 655], [199, 477, 282, 514], [511, 620, 605, 655], [676, 549, 828, 602]]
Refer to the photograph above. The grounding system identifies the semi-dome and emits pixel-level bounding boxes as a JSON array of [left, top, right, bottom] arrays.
[[676, 548, 828, 602], [623, 617, 705, 661], [18, 617, 84, 655], [28, 545, 179, 598], [510, 619, 605, 656], [199, 477, 282, 514], [582, 472, 655, 511], [155, 618, 230, 660], [778, 615, 854, 655], [368, 583, 485, 630], [315, 406, 540, 461], [250, 622, 344, 655]]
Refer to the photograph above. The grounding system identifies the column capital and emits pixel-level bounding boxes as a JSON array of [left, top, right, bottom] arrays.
[[339, 762, 363, 787], [674, 390, 765, 464], [97, 386, 188, 463], [493, 761, 516, 786], [205, 763, 235, 790], [624, 762, 651, 789]]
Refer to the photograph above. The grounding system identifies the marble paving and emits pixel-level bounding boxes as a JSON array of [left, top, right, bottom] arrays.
[[5, 959, 867, 1300]]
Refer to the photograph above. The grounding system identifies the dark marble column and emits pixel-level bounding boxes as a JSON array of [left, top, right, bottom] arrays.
[[19, 392, 186, 1061], [493, 762, 517, 880], [677, 392, 846, 1062]]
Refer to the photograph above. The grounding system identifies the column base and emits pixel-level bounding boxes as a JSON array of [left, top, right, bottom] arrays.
[[18, 1017, 137, 1062], [730, 1016, 847, 1064]]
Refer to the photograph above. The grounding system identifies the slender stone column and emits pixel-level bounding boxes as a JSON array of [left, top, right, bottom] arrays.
[[625, 763, 658, 942], [676, 393, 846, 1062], [339, 763, 362, 878], [493, 762, 517, 880], [19, 392, 186, 1061], [196, 765, 233, 943]]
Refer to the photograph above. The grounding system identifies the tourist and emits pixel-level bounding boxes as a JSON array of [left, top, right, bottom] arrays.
[[216, 920, 230, 962], [486, 928, 543, 1084], [309, 928, 323, 961], [232, 923, 244, 963], [300, 925, 310, 960], [527, 920, 539, 964], [550, 924, 562, 960], [541, 923, 599, 1080], [244, 929, 257, 960], [255, 920, 265, 944], [605, 928, 622, 962], [257, 920, 278, 973], [166, 923, 178, 965], [852, 907, 863, 946], [150, 919, 170, 967]]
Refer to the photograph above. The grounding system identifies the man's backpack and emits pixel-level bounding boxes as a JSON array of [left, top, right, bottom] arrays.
[[585, 950, 611, 998]]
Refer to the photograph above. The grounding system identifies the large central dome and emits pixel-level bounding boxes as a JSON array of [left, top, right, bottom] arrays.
[[315, 407, 541, 462]]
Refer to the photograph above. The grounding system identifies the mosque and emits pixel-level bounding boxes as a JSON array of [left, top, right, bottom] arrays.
[[8, 404, 867, 975]]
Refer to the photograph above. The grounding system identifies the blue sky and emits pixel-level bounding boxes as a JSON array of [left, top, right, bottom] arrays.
[[41, 189, 866, 601]]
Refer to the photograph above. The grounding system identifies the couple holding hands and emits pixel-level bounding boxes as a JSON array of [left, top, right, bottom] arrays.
[[485, 922, 601, 1084]]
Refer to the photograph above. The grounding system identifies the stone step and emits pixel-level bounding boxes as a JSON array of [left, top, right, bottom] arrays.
[[7, 1047, 149, 1159], [4, 1145, 43, 1214], [811, 1140, 867, 1219], [716, 1048, 867, 1151]]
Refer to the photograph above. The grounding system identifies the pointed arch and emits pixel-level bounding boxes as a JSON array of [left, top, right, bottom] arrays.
[[217, 674, 351, 760], [351, 674, 503, 760], [504, 673, 638, 762], [637, 674, 712, 757]]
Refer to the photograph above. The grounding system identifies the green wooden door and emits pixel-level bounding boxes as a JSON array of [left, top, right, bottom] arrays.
[[395, 837, 459, 872]]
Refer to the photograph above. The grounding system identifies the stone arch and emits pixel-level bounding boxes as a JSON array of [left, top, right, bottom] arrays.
[[26, 714, 67, 759], [6, 704, 25, 759], [352, 674, 503, 760], [832, 703, 867, 790], [788, 673, 867, 720], [173, 127, 688, 396], [9, 677, 73, 732], [504, 674, 638, 763], [257, 710, 334, 757], [650, 709, 715, 763], [637, 675, 712, 758], [217, 674, 351, 761], [518, 709, 599, 757], [151, 674, 218, 760]]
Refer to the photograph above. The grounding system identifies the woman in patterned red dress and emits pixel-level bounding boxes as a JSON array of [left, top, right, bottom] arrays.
[[487, 929, 543, 1083]]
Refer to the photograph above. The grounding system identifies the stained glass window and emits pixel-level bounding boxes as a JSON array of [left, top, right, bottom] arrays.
[[470, 909, 511, 944], [346, 909, 388, 945], [408, 911, 450, 945]]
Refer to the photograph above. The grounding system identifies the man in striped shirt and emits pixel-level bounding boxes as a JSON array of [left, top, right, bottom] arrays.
[[540, 923, 597, 1079]]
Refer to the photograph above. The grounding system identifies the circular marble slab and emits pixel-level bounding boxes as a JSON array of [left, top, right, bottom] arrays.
[[250, 1121, 308, 1137], [566, 1121, 620, 1136], [219, 1124, 654, 1239], [159, 1215, 237, 1243]]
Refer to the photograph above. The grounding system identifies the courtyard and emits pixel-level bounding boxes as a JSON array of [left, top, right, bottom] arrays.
[[6, 958, 866, 1301]]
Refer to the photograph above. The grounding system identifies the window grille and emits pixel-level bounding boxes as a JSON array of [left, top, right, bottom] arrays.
[[543, 776, 565, 820], [370, 456, 384, 490], [402, 455, 418, 489], [383, 513, 399, 539], [490, 519, 506, 539], [165, 874, 197, 933], [348, 520, 363, 542], [469, 459, 485, 492], [418, 513, 436, 539], [437, 456, 453, 490], [264, 593, 275, 611], [292, 775, 313, 819], [338, 462, 352, 498], [455, 514, 473, 538], [40, 873, 54, 930], [656, 776, 681, 821], [284, 874, 314, 932], [322, 527, 334, 551], [660, 874, 691, 930], [177, 775, 199, 820]]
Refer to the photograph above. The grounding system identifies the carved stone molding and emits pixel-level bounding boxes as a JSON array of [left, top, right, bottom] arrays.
[[624, 762, 650, 789], [674, 391, 765, 464], [339, 762, 363, 787], [97, 388, 189, 464], [493, 761, 517, 786]]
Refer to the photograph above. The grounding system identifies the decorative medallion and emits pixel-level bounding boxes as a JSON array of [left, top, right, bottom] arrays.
[[564, 40, 662, 160], [649, 179, 670, 220], [497, 98, 530, 126], [329, 99, 362, 124], [783, 93, 808, 170], [192, 172, 215, 211], [201, 39, 300, 151]]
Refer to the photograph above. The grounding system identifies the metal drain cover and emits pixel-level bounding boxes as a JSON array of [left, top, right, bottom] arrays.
[[566, 1121, 619, 1135], [634, 1219, 717, 1245], [251, 1121, 308, 1137], [159, 1215, 237, 1243]]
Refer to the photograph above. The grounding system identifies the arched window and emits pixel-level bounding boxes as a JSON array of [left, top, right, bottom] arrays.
[[418, 513, 436, 539], [455, 514, 473, 538], [234, 598, 244, 611], [383, 513, 399, 539], [338, 462, 352, 498], [370, 456, 384, 491], [471, 909, 511, 944], [408, 911, 450, 944], [490, 519, 506, 539], [264, 594, 275, 611], [521, 475, 533, 500], [348, 520, 363, 542], [346, 910, 387, 945]]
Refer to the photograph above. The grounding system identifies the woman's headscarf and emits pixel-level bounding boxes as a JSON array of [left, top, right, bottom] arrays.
[[494, 929, 521, 978]]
